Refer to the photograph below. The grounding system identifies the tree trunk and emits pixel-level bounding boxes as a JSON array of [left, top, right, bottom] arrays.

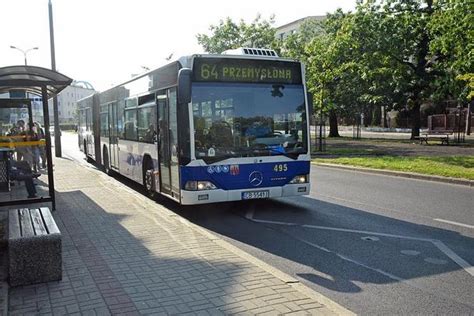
[[410, 101, 421, 139], [372, 106, 381, 126], [364, 108, 371, 127], [328, 110, 340, 137]]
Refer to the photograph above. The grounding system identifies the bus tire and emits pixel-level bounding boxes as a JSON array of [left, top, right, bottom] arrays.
[[143, 156, 155, 198], [103, 147, 111, 175]]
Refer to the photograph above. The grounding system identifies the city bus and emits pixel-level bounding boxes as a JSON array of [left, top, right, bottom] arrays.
[[78, 48, 311, 204]]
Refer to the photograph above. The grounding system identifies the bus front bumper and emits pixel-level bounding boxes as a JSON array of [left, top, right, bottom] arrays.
[[180, 183, 310, 205]]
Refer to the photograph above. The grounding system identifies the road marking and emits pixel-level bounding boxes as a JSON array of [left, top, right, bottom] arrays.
[[248, 216, 474, 278], [293, 234, 404, 282], [433, 218, 474, 230], [432, 240, 474, 277]]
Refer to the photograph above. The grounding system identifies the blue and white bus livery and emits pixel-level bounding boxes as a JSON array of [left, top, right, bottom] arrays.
[[78, 48, 311, 205]]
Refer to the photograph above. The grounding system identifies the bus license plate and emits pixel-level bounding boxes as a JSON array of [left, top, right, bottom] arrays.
[[242, 190, 269, 200]]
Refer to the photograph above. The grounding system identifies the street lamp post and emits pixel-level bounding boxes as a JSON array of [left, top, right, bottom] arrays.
[[10, 46, 39, 65]]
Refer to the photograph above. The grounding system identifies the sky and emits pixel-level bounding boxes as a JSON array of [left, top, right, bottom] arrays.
[[1, 0, 356, 91]]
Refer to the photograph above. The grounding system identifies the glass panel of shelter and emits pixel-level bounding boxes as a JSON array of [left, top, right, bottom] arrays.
[[0, 98, 51, 202]]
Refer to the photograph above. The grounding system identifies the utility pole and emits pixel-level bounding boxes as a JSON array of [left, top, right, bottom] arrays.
[[49, 0, 61, 157]]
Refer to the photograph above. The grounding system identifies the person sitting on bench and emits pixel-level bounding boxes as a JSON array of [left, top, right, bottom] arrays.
[[9, 158, 40, 198]]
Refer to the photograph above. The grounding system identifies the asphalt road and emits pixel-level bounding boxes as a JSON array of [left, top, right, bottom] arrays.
[[61, 132, 474, 315]]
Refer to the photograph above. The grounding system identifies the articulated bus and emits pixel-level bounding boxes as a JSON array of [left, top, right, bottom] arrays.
[[78, 48, 311, 205]]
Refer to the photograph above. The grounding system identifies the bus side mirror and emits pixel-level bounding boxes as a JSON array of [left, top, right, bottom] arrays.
[[178, 68, 192, 105]]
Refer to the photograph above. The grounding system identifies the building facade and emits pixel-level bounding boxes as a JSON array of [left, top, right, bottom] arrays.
[[47, 80, 95, 124], [275, 16, 325, 41]]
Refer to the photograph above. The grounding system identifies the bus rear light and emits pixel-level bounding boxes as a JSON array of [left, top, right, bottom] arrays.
[[289, 175, 308, 184], [185, 181, 217, 191]]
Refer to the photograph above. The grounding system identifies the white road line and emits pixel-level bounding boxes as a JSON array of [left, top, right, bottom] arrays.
[[293, 234, 404, 282], [432, 240, 474, 277], [251, 218, 435, 242], [301, 223, 435, 243], [250, 218, 474, 278], [433, 218, 474, 230]]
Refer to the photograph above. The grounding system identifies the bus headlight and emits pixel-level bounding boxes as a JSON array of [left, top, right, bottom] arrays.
[[289, 175, 308, 184], [185, 181, 217, 191]]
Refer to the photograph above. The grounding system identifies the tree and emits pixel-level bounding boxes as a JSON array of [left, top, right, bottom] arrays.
[[429, 0, 474, 103], [277, 18, 324, 61], [302, 11, 368, 137], [197, 15, 276, 54], [352, 0, 450, 139]]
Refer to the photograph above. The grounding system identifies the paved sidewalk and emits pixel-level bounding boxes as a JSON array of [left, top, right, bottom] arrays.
[[1, 157, 350, 315]]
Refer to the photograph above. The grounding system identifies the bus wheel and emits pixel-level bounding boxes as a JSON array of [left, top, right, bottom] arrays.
[[143, 158, 155, 198], [84, 140, 91, 163], [103, 148, 111, 175]]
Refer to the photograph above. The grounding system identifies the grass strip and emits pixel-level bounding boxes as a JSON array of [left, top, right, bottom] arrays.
[[313, 156, 474, 180]]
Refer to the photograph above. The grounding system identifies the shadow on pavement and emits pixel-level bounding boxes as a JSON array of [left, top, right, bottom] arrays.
[[7, 189, 317, 315], [172, 196, 474, 313]]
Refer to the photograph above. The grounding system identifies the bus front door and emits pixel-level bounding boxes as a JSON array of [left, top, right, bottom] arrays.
[[157, 91, 172, 195], [108, 102, 119, 169]]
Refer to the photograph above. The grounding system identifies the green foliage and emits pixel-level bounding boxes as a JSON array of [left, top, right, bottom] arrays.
[[456, 74, 474, 100], [196, 15, 276, 54], [278, 18, 324, 61], [428, 0, 474, 102]]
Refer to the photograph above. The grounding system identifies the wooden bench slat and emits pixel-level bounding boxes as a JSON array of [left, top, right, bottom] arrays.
[[40, 207, 60, 234], [19, 208, 35, 237], [8, 209, 21, 239], [30, 208, 48, 236]]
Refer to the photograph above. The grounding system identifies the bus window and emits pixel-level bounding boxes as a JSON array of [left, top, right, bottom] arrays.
[[124, 108, 137, 140], [100, 112, 109, 137], [117, 100, 125, 138], [138, 106, 156, 143]]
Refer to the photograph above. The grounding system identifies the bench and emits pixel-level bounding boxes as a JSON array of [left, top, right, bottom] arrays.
[[8, 207, 62, 287], [416, 132, 451, 145]]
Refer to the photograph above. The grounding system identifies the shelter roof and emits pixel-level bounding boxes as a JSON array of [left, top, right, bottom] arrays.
[[0, 65, 72, 99]]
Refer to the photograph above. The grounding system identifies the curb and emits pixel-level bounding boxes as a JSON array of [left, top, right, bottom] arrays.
[[313, 162, 474, 187]]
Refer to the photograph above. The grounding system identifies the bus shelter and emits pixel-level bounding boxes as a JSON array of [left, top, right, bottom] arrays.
[[0, 65, 72, 210]]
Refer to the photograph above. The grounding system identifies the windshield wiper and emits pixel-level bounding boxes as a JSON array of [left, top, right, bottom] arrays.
[[241, 145, 300, 160], [267, 147, 299, 160]]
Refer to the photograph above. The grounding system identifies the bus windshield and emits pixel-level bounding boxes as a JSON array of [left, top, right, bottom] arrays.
[[192, 82, 307, 163]]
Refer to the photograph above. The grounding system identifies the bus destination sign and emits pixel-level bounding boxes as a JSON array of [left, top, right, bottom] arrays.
[[193, 58, 302, 84]]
